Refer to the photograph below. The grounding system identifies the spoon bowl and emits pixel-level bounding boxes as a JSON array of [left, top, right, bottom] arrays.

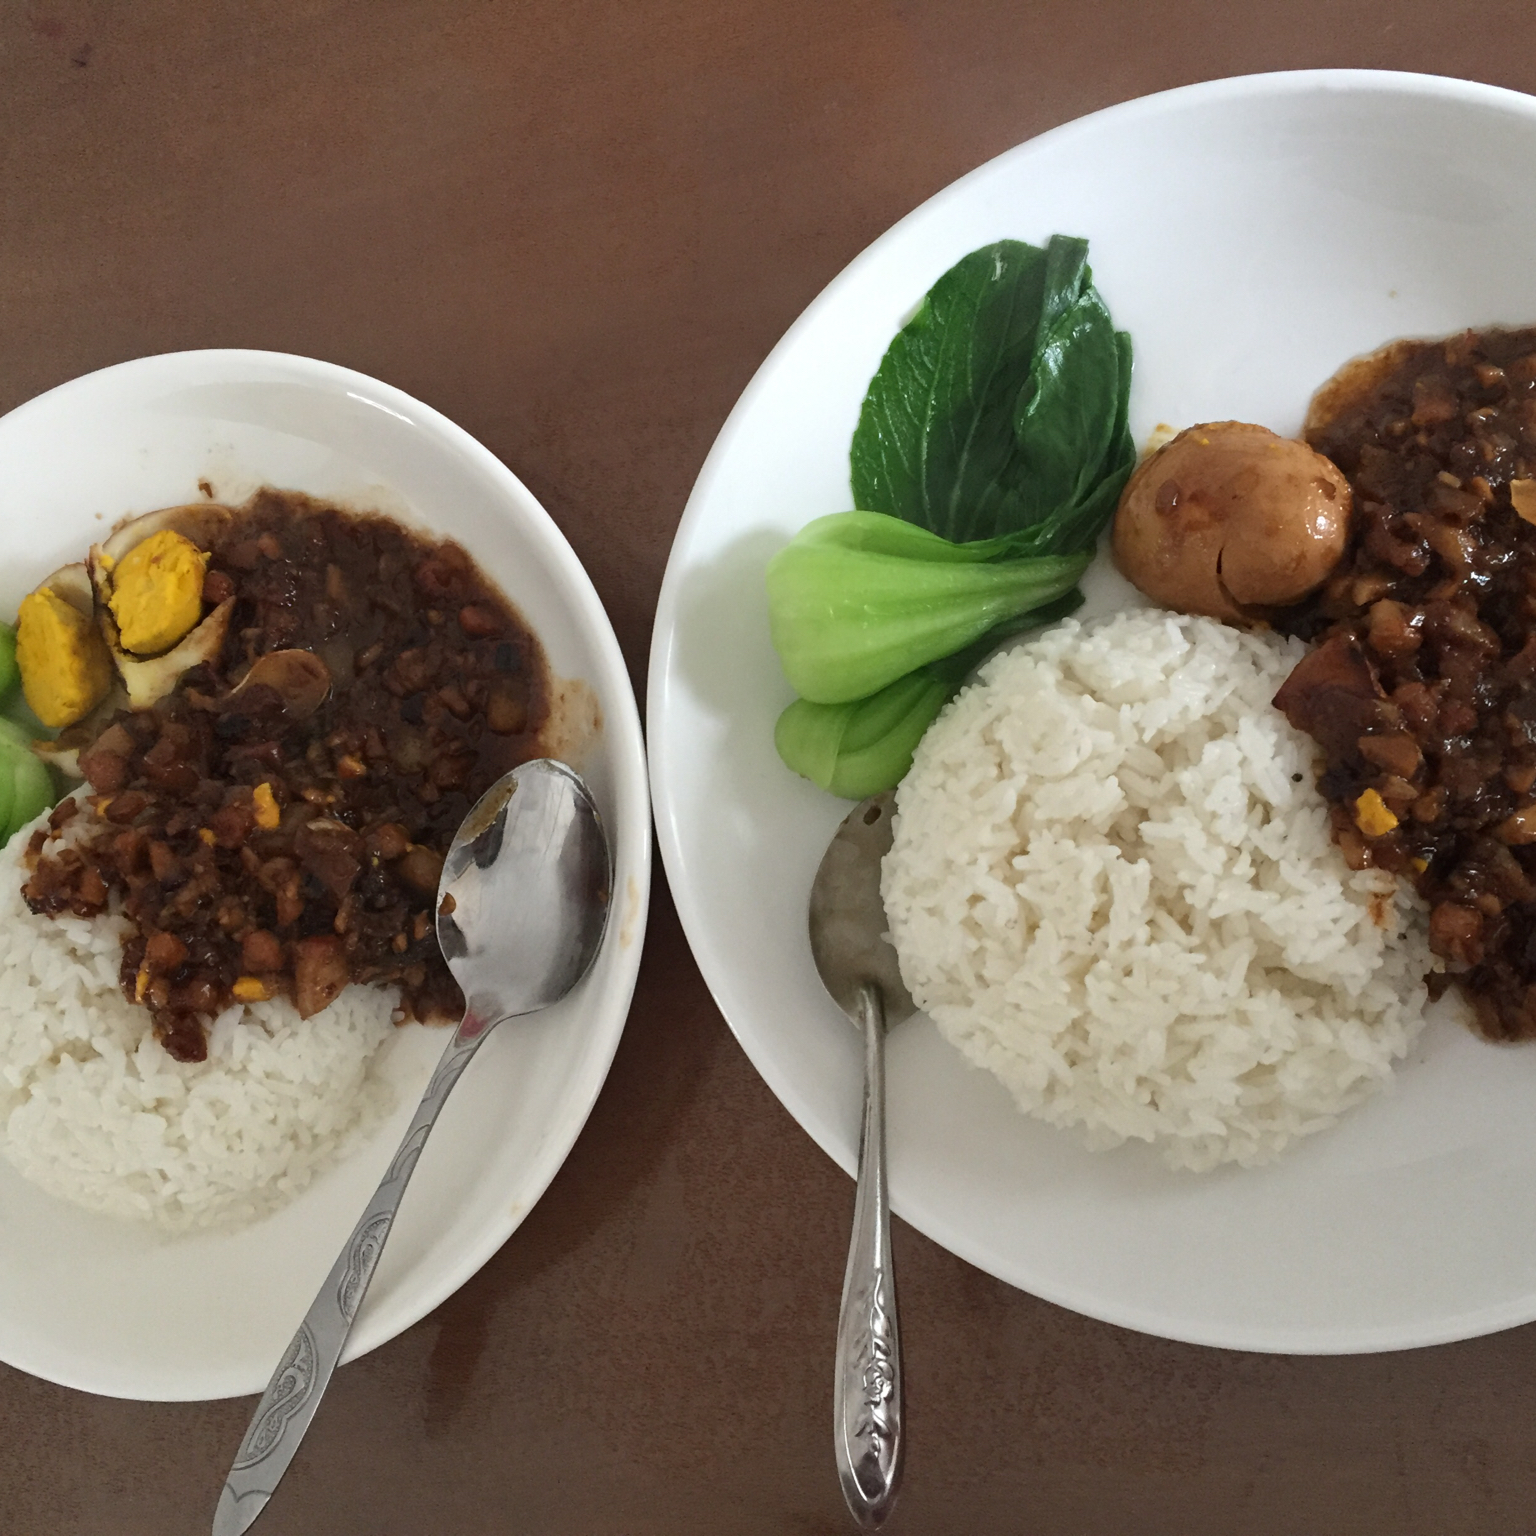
[[809, 793, 915, 1030], [438, 759, 612, 1024]]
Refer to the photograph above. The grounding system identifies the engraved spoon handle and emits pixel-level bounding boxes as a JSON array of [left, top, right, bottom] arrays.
[[212, 1012, 492, 1536], [833, 981, 903, 1529]]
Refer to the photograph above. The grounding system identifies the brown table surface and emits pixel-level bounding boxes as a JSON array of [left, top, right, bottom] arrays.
[[6, 5, 1536, 1534]]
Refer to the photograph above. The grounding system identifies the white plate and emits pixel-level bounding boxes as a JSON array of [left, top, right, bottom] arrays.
[[648, 70, 1536, 1354], [0, 350, 651, 1399]]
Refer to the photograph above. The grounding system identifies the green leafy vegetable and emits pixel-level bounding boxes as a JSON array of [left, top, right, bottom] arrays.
[[0, 709, 57, 844], [850, 242, 1050, 544], [7, 746, 52, 836], [1013, 329, 1136, 559], [1013, 288, 1120, 519], [771, 232, 1136, 796], [773, 588, 1085, 797], [774, 667, 954, 801], [0, 749, 14, 835], [766, 512, 1089, 704], [0, 622, 16, 704], [850, 235, 1134, 547]]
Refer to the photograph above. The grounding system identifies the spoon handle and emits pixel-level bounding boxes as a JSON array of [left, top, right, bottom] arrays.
[[212, 1013, 492, 1536], [833, 982, 903, 1529]]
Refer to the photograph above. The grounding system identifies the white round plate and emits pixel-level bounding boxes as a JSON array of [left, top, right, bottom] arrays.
[[0, 350, 650, 1399], [649, 70, 1536, 1354]]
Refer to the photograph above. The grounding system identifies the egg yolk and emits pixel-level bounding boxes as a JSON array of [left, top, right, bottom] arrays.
[[16, 587, 113, 728], [109, 530, 208, 655]]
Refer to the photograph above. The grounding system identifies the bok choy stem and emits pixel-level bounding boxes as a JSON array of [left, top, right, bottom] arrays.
[[765, 512, 1090, 705], [772, 587, 1085, 798]]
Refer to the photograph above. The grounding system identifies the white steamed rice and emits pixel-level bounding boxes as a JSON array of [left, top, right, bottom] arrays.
[[0, 802, 396, 1229], [882, 609, 1436, 1171]]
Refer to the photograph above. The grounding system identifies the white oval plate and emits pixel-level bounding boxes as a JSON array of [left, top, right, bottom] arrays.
[[0, 350, 650, 1399], [648, 70, 1536, 1354]]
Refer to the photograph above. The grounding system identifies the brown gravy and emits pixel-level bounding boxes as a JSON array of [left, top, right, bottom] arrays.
[[1277, 328, 1536, 1038], [23, 489, 551, 1060]]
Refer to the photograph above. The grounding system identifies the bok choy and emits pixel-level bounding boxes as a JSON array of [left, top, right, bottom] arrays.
[[769, 233, 1135, 795], [0, 623, 56, 843], [766, 512, 1090, 704], [774, 588, 1084, 800]]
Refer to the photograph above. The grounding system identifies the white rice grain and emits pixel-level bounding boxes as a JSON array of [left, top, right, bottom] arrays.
[[882, 610, 1435, 1171], [0, 805, 396, 1229]]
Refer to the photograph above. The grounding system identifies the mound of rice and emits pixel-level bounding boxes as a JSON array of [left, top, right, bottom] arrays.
[[882, 609, 1436, 1171], [0, 803, 397, 1230]]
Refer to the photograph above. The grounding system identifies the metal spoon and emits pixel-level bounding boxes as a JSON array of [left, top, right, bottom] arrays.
[[212, 759, 612, 1536], [809, 791, 916, 1530]]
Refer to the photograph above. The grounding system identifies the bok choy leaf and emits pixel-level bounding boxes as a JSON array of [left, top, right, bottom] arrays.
[[769, 232, 1135, 796], [849, 234, 1134, 549]]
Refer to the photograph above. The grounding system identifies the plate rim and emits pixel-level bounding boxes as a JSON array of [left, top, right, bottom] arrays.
[[0, 345, 652, 1399], [646, 67, 1536, 1355]]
